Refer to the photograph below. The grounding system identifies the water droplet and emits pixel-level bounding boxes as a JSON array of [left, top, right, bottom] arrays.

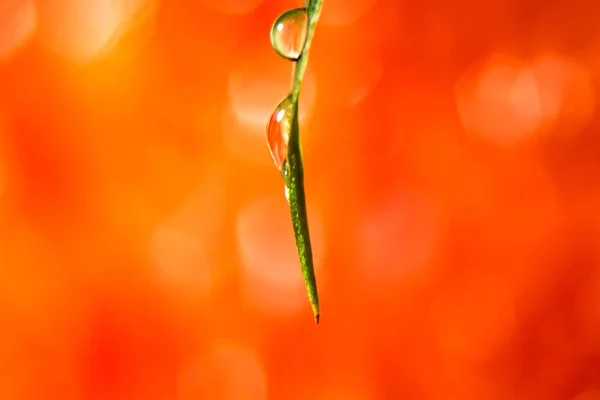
[[270, 8, 308, 61], [284, 185, 290, 201], [266, 94, 294, 171]]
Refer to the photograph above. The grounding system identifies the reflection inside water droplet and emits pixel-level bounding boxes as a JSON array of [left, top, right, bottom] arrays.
[[270, 8, 308, 61], [266, 94, 295, 171]]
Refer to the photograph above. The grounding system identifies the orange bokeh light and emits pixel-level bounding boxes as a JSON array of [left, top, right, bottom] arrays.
[[1, 0, 600, 398]]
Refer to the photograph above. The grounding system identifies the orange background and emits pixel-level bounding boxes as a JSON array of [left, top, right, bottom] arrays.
[[1, 0, 600, 399]]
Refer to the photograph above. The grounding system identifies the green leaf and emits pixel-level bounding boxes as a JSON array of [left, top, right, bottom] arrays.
[[269, 0, 323, 324]]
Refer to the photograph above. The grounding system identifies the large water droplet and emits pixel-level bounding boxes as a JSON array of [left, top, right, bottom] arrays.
[[270, 8, 308, 61], [266, 94, 295, 171]]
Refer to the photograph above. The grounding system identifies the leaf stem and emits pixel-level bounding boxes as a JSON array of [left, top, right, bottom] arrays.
[[291, 0, 323, 103], [282, 0, 323, 323]]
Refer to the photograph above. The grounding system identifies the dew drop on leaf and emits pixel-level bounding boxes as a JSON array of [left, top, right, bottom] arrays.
[[270, 8, 308, 61], [266, 94, 294, 171]]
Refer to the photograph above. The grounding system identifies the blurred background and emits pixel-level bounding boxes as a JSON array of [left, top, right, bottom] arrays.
[[1, 0, 600, 399]]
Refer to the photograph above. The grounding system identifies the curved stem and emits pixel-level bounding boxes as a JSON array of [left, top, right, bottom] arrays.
[[282, 0, 323, 323], [291, 0, 323, 103]]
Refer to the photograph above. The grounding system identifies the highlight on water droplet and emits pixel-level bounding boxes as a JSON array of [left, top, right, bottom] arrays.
[[266, 94, 294, 171], [284, 185, 290, 201], [270, 8, 308, 61]]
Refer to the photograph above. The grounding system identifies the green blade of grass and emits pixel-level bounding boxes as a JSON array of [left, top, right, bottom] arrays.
[[277, 0, 323, 323]]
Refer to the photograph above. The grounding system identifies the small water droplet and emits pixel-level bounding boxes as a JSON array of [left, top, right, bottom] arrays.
[[266, 94, 294, 171], [284, 185, 290, 201], [270, 8, 308, 61]]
